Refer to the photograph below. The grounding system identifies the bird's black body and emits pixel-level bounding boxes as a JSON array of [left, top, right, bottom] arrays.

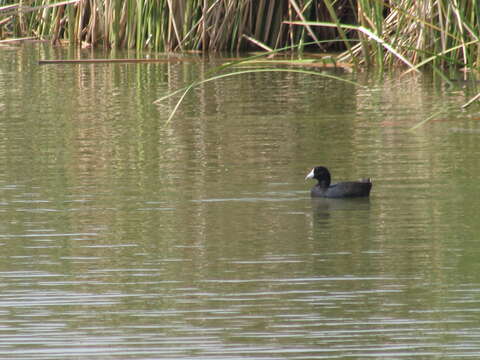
[[306, 166, 372, 198]]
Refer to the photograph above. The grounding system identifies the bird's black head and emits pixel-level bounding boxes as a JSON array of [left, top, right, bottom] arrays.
[[305, 166, 331, 188]]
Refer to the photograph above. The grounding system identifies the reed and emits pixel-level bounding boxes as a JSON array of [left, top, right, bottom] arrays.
[[0, 0, 344, 51], [346, 0, 480, 71], [0, 0, 479, 71]]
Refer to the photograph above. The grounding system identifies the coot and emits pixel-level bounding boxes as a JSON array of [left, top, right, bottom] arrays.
[[305, 166, 372, 198]]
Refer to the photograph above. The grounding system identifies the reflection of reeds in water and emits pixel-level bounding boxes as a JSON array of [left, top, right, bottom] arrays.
[[1, 0, 479, 72]]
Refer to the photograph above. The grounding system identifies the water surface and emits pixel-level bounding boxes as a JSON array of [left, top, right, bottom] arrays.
[[1, 44, 480, 359]]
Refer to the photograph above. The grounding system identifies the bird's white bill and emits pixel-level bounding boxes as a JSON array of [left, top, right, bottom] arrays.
[[305, 168, 314, 180]]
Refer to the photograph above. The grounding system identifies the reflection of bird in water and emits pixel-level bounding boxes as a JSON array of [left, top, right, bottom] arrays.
[[309, 197, 371, 235], [311, 197, 371, 213]]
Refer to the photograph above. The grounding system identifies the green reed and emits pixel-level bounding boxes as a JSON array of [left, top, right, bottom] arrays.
[[343, 0, 480, 71], [1, 0, 479, 72], [0, 0, 332, 51]]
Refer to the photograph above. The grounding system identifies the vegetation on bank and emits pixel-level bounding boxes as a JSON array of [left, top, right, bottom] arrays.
[[1, 0, 480, 72]]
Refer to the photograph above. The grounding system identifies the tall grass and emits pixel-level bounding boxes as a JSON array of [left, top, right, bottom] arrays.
[[338, 0, 480, 71], [1, 0, 479, 72], [0, 0, 350, 52]]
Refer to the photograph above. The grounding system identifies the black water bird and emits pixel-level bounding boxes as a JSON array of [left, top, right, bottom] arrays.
[[305, 166, 372, 198]]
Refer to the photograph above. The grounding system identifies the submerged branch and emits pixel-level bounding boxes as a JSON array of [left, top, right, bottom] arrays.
[[38, 58, 190, 65], [462, 93, 480, 109], [0, 36, 37, 43], [408, 110, 444, 132]]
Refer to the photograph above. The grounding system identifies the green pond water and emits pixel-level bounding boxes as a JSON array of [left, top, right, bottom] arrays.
[[1, 43, 480, 359]]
